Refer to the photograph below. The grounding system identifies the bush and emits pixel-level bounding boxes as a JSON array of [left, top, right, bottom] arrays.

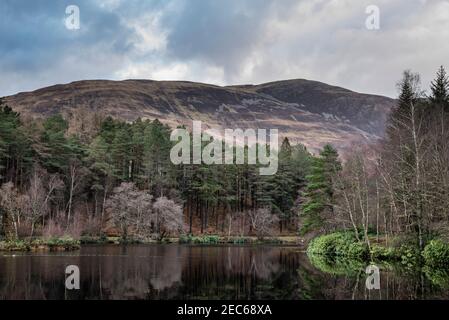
[[199, 235, 220, 244], [308, 252, 365, 276], [307, 232, 357, 257], [423, 239, 449, 268], [118, 237, 142, 244], [179, 234, 193, 244], [423, 265, 449, 288], [307, 232, 370, 262], [0, 236, 80, 251], [45, 236, 80, 249], [179, 235, 220, 244], [307, 233, 335, 256], [370, 245, 395, 261], [397, 244, 421, 269], [0, 240, 29, 251], [80, 234, 108, 244], [232, 237, 249, 244], [347, 242, 369, 260]]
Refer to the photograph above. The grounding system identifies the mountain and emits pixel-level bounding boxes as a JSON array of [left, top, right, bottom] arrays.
[[3, 79, 395, 153]]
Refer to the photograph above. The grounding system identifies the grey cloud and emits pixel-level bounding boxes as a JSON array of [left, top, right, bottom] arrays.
[[1, 0, 448, 98]]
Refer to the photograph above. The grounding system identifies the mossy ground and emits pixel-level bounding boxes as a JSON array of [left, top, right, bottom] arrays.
[[0, 236, 80, 252]]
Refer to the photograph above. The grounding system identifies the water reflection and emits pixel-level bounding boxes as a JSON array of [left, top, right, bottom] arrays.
[[0, 245, 448, 300], [305, 253, 449, 300]]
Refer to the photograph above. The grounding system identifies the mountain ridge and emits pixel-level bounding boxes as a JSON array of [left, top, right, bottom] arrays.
[[3, 78, 396, 154]]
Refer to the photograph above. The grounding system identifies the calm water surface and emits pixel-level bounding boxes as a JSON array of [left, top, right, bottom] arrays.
[[0, 245, 448, 300]]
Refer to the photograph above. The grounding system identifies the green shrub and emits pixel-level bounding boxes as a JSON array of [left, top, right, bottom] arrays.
[[423, 265, 449, 288], [397, 244, 421, 269], [370, 245, 395, 261], [45, 236, 80, 249], [308, 250, 364, 276], [179, 235, 221, 244], [307, 232, 357, 257], [0, 240, 29, 251], [308, 232, 373, 262], [80, 235, 108, 244], [118, 237, 142, 244], [179, 234, 193, 244], [347, 242, 369, 260], [203, 235, 220, 244], [307, 233, 335, 256], [0, 237, 80, 251], [232, 237, 248, 244], [423, 239, 449, 268]]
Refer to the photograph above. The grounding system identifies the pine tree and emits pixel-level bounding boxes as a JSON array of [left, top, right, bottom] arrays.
[[88, 135, 116, 217], [0, 102, 18, 179], [0, 100, 7, 166], [40, 115, 70, 172], [141, 119, 175, 196], [111, 124, 132, 181], [0, 101, 33, 184], [270, 138, 295, 229], [387, 70, 425, 143], [299, 144, 341, 236], [99, 116, 118, 144], [430, 65, 449, 110], [320, 144, 342, 199], [395, 70, 422, 115]]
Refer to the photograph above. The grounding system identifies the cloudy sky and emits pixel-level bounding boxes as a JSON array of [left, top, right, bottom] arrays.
[[1, 0, 448, 97]]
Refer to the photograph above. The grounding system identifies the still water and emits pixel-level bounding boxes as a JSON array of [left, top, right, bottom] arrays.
[[0, 245, 448, 300]]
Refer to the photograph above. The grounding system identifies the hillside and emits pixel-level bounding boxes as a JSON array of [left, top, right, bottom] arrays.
[[3, 79, 395, 153]]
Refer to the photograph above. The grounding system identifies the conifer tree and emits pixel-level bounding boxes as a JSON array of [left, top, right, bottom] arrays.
[[430, 65, 449, 110], [40, 115, 70, 172], [299, 144, 341, 236], [271, 138, 295, 229], [0, 102, 19, 180], [395, 70, 422, 116], [111, 124, 132, 181], [0, 101, 33, 184]]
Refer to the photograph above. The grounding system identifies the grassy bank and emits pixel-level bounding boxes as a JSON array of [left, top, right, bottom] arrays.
[[78, 235, 303, 245], [0, 236, 80, 252], [0, 235, 302, 252], [178, 235, 301, 245]]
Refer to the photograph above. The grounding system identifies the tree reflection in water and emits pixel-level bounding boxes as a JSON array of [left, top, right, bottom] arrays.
[[0, 245, 448, 300]]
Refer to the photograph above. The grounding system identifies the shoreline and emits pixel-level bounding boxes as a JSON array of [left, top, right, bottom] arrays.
[[0, 237, 81, 252], [306, 232, 449, 274], [0, 235, 305, 252]]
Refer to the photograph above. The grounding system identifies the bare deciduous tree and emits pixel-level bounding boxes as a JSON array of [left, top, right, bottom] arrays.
[[105, 183, 153, 239], [0, 182, 26, 239], [25, 168, 47, 237], [153, 196, 184, 240], [248, 208, 279, 239], [66, 161, 88, 226]]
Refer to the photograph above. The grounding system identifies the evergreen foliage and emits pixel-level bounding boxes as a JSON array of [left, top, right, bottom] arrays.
[[430, 66, 449, 109], [300, 144, 341, 235]]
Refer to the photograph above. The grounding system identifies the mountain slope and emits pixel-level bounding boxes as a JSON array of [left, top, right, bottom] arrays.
[[3, 79, 395, 153]]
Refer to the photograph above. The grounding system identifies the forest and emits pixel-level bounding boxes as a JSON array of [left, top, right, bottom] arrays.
[[1, 66, 449, 259], [305, 66, 449, 271], [0, 99, 311, 243]]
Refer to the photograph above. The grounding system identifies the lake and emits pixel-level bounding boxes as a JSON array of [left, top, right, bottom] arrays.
[[0, 245, 448, 300]]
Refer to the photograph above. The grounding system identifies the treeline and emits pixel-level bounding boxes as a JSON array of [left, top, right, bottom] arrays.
[[301, 66, 449, 251], [0, 103, 312, 240]]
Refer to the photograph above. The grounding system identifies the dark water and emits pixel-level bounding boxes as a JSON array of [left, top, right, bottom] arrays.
[[0, 245, 448, 300]]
